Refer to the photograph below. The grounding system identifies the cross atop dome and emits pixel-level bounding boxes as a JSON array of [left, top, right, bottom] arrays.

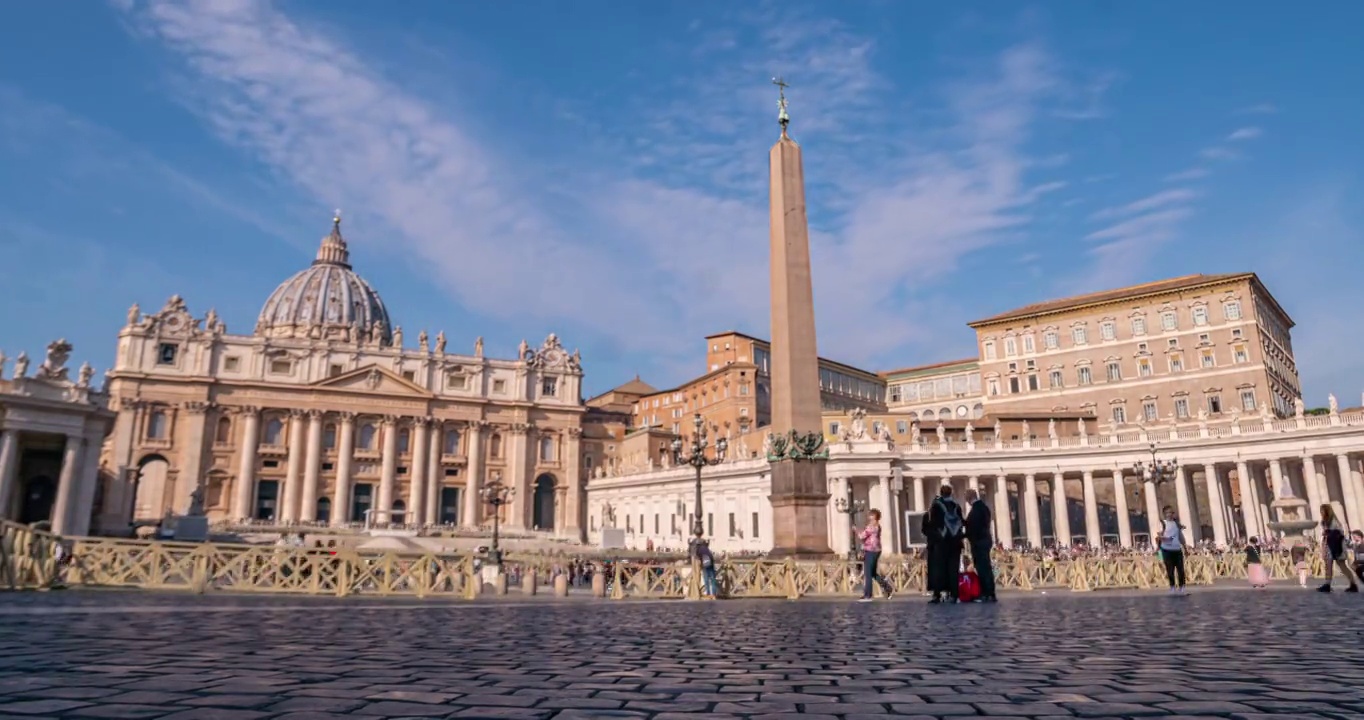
[[315, 211, 351, 268]]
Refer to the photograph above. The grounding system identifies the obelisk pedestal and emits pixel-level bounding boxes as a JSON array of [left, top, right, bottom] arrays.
[[764, 87, 832, 559]]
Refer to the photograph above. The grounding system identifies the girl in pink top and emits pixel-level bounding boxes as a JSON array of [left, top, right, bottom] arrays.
[[859, 509, 895, 602]]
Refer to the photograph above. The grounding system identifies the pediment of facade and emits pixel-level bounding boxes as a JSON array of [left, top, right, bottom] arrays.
[[310, 365, 433, 398]]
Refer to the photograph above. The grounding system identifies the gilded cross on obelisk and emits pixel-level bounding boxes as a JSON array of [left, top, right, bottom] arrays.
[[772, 76, 790, 134]]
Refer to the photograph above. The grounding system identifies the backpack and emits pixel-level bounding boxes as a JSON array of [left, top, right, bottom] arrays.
[[937, 499, 965, 539]]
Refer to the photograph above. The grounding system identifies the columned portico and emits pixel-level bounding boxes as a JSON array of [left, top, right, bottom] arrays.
[[408, 417, 430, 526], [232, 407, 260, 520], [1022, 473, 1042, 548], [299, 410, 323, 522], [333, 413, 356, 527], [463, 421, 485, 529]]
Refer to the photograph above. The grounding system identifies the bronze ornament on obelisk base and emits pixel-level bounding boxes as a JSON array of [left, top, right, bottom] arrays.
[[764, 78, 833, 558]]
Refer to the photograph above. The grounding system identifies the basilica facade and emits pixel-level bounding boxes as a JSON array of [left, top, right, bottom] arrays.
[[97, 217, 589, 538]]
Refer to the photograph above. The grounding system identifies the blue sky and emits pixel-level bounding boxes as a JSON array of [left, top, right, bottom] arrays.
[[1, 1, 1361, 402]]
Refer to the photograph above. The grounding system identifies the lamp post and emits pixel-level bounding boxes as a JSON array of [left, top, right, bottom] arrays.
[[480, 475, 514, 566], [833, 481, 867, 561], [1133, 442, 1179, 487], [671, 413, 728, 539]]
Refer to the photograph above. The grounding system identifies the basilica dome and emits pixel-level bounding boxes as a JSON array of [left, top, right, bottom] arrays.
[[255, 216, 393, 345]]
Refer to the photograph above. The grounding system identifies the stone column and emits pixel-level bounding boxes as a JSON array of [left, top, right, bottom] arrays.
[[424, 422, 442, 525], [1268, 458, 1286, 497], [462, 421, 485, 529], [377, 415, 399, 524], [993, 476, 1013, 547], [176, 402, 211, 514], [408, 417, 430, 526], [1143, 479, 1160, 544], [231, 407, 261, 521], [332, 413, 356, 527], [299, 410, 324, 522], [1051, 475, 1072, 546], [1112, 470, 1133, 547], [911, 475, 925, 512], [1301, 455, 1323, 516], [69, 431, 103, 537], [1082, 470, 1101, 547], [1203, 467, 1227, 547], [1335, 454, 1361, 530], [967, 476, 980, 493], [1175, 466, 1200, 543], [880, 473, 900, 553], [0, 430, 20, 520], [507, 424, 530, 529], [1023, 473, 1042, 548], [1234, 460, 1258, 540], [49, 435, 84, 535], [97, 401, 139, 532], [564, 427, 583, 538], [280, 410, 307, 523]]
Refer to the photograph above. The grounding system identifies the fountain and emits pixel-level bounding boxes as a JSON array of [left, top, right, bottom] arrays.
[[1266, 481, 1317, 548]]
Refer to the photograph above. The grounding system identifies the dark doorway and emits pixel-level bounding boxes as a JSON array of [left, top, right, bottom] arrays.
[[316, 497, 331, 524], [440, 487, 460, 525], [351, 484, 373, 523], [18, 476, 56, 525], [391, 500, 406, 526], [254, 480, 279, 521], [532, 474, 556, 530]]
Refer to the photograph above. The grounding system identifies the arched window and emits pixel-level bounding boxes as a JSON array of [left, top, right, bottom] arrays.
[[443, 429, 460, 454], [147, 411, 168, 440], [539, 436, 556, 462], [263, 417, 284, 445], [922, 410, 935, 421], [490, 434, 503, 459], [973, 403, 985, 419], [214, 416, 231, 444], [358, 423, 376, 450]]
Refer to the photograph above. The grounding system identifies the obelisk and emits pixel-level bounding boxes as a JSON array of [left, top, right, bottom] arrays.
[[765, 79, 833, 558]]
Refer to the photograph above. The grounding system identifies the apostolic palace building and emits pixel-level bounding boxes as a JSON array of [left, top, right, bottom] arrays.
[[3, 122, 1364, 555]]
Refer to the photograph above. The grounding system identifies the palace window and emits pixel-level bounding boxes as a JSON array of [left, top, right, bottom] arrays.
[[269, 359, 292, 375], [1138, 359, 1152, 377], [358, 423, 377, 450], [1234, 345, 1249, 363], [263, 418, 284, 446], [739, 383, 750, 396], [889, 385, 901, 403], [728, 513, 736, 538], [1240, 390, 1257, 412], [1161, 311, 1178, 331], [146, 410, 169, 440], [1100, 321, 1117, 341], [1009, 377, 1020, 394], [539, 436, 556, 462], [752, 512, 760, 538], [492, 379, 506, 393], [1224, 301, 1243, 320], [1043, 331, 1060, 350], [1131, 317, 1147, 336], [401, 370, 416, 382], [1201, 350, 1216, 368], [1143, 401, 1158, 422], [1169, 354, 1184, 373], [1072, 327, 1088, 345], [983, 341, 997, 360], [224, 356, 241, 372], [443, 429, 460, 454], [1004, 337, 1017, 357], [490, 434, 503, 459], [157, 343, 178, 366], [1048, 370, 1063, 389], [1112, 406, 1127, 424], [214, 417, 231, 444], [1027, 374, 1039, 391], [398, 428, 411, 454], [829, 422, 841, 435], [1022, 335, 1036, 354], [1192, 306, 1209, 326], [447, 373, 467, 390], [987, 379, 1000, 397], [1207, 395, 1223, 414], [1077, 367, 1093, 386], [328, 363, 344, 377], [542, 377, 558, 397], [896, 420, 908, 433], [1174, 398, 1190, 419], [323, 423, 336, 450], [1106, 362, 1122, 382]]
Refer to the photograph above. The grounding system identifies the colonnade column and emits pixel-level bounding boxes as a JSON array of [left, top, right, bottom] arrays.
[[1211, 466, 1233, 545], [280, 410, 307, 523], [1142, 479, 1160, 543], [462, 421, 485, 529], [563, 428, 583, 538], [883, 473, 901, 553], [1112, 470, 1133, 547], [424, 422, 442, 525], [0, 430, 19, 520], [332, 412, 355, 527], [912, 475, 925, 512], [299, 410, 324, 522], [231, 407, 260, 521], [1052, 475, 1072, 546], [507, 424, 530, 529], [49, 435, 84, 535], [377, 415, 399, 524], [993, 476, 1012, 547], [1175, 466, 1200, 543], [1336, 454, 1361, 530], [1268, 459, 1286, 498], [176, 403, 211, 514], [1023, 473, 1042, 548], [69, 431, 103, 537], [1234, 460, 1258, 540], [1301, 455, 1324, 516], [408, 417, 430, 527], [1081, 470, 1100, 547]]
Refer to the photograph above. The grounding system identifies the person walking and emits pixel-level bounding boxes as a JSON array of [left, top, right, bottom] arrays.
[[1317, 504, 1359, 593], [1157, 506, 1187, 595], [1245, 536, 1269, 589], [964, 488, 997, 602], [857, 509, 895, 602], [921, 485, 966, 604]]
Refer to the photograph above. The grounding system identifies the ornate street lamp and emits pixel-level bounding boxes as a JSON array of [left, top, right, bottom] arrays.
[[833, 482, 867, 561], [1133, 442, 1179, 486], [480, 475, 514, 566], [671, 413, 728, 539]]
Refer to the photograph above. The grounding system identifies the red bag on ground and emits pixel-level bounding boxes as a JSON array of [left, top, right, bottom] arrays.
[[958, 570, 981, 602]]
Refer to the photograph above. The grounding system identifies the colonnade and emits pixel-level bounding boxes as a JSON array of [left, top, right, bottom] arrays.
[[0, 428, 103, 536]]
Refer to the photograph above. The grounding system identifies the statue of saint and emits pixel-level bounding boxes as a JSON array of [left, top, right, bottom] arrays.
[[435, 331, 447, 353], [1293, 397, 1305, 418], [205, 308, 219, 331], [935, 422, 947, 444], [1329, 393, 1339, 414], [964, 422, 974, 442], [1047, 418, 1057, 439], [13, 352, 27, 378], [393, 326, 404, 348], [474, 336, 483, 357], [77, 362, 94, 388], [518, 339, 529, 360], [127, 303, 140, 326], [993, 419, 1002, 438]]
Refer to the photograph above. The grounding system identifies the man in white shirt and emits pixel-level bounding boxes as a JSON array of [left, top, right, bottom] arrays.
[[1157, 506, 1187, 595]]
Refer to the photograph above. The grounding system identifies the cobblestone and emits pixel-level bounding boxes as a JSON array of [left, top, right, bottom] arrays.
[[1, 588, 1362, 718]]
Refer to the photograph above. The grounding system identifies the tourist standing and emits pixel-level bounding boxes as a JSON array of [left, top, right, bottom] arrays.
[[1317, 504, 1359, 593], [964, 488, 997, 602], [1351, 530, 1364, 584], [921, 485, 966, 604], [1246, 536, 1269, 588], [689, 530, 718, 599], [1157, 506, 1187, 595], [857, 509, 895, 602]]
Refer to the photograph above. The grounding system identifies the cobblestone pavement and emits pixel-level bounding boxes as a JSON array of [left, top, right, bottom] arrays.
[[2, 587, 1363, 719]]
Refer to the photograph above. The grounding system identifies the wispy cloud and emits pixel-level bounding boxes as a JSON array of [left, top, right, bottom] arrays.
[[1227, 126, 1262, 141], [1164, 167, 1209, 183], [1090, 188, 1199, 221], [1199, 146, 1239, 161]]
